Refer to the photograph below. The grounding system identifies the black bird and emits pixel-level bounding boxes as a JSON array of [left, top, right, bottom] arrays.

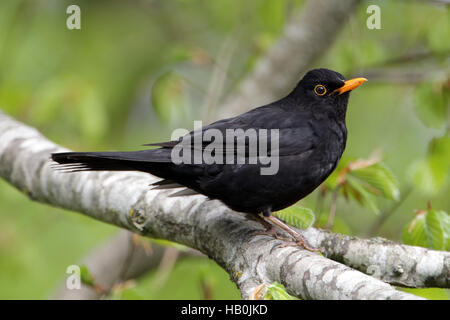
[[52, 68, 366, 250]]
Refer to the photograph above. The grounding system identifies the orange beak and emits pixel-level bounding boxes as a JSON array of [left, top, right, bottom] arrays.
[[333, 77, 367, 95]]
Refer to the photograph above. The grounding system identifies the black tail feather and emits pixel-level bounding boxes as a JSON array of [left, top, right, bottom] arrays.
[[51, 151, 200, 196], [51, 152, 153, 172]]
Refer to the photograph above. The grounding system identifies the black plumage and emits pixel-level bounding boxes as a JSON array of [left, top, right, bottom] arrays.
[[52, 68, 366, 250]]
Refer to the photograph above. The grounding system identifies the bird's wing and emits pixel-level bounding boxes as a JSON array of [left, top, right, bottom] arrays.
[[144, 105, 316, 158]]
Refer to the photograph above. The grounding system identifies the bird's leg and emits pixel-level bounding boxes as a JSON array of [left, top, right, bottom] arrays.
[[249, 213, 291, 241], [263, 212, 319, 253]]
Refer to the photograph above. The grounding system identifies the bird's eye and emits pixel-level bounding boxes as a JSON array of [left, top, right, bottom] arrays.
[[314, 84, 327, 96]]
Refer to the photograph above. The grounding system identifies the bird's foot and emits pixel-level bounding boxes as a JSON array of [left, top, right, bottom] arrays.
[[251, 227, 322, 253], [249, 213, 292, 241], [263, 215, 323, 253], [251, 227, 292, 242], [276, 236, 323, 253], [250, 212, 323, 253]]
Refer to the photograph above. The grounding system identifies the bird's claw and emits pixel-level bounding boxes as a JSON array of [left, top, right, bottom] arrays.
[[272, 232, 324, 254], [251, 228, 292, 242], [252, 228, 324, 254], [276, 240, 323, 254]]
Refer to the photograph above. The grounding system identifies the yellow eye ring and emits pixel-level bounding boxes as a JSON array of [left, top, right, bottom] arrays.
[[314, 84, 327, 96]]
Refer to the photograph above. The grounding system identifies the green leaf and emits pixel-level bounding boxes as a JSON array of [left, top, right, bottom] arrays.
[[426, 210, 444, 250], [350, 162, 400, 201], [402, 209, 450, 250], [345, 176, 380, 214], [426, 210, 450, 251], [264, 282, 297, 300], [274, 206, 315, 230], [402, 213, 427, 248], [80, 265, 95, 287], [325, 158, 399, 214]]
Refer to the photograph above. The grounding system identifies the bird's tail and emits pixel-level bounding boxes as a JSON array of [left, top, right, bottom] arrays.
[[51, 150, 203, 196], [51, 150, 171, 172]]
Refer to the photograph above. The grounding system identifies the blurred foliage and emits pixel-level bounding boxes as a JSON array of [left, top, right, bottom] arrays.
[[109, 258, 240, 300], [315, 214, 352, 235], [0, 0, 449, 299], [409, 134, 450, 194], [151, 71, 189, 125], [414, 81, 449, 129]]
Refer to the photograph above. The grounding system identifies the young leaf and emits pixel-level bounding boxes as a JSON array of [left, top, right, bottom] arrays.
[[402, 209, 450, 250], [345, 176, 380, 214], [274, 206, 315, 230], [264, 282, 298, 300], [325, 156, 400, 215], [402, 212, 427, 248], [80, 265, 95, 287], [350, 162, 400, 201], [426, 210, 450, 251]]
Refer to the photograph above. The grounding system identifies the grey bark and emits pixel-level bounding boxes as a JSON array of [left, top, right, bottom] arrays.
[[53, 230, 202, 299], [304, 228, 449, 288], [2, 110, 446, 300]]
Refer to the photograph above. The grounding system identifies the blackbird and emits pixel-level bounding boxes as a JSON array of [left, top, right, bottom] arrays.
[[52, 68, 367, 250]]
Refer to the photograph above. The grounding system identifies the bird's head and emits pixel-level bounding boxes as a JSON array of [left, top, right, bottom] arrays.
[[290, 68, 367, 119]]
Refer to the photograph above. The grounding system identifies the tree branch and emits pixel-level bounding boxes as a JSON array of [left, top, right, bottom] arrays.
[[53, 230, 202, 299], [304, 228, 450, 289], [0, 110, 436, 299]]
